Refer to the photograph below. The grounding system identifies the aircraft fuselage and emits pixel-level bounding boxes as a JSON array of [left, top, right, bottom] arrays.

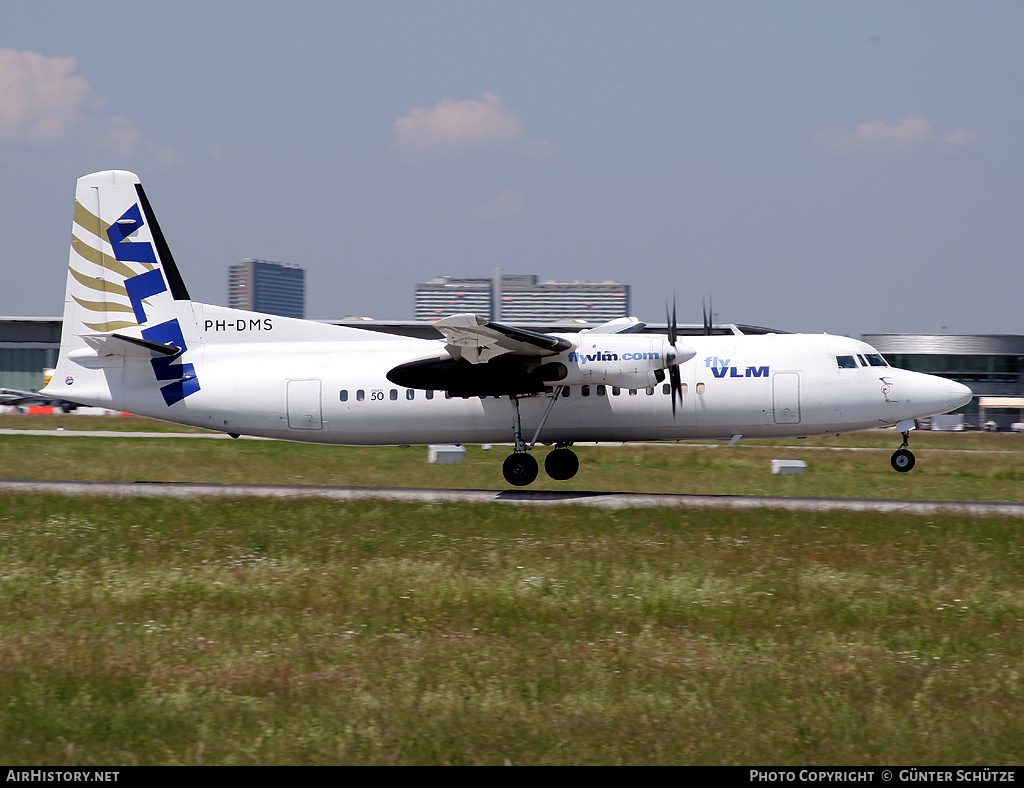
[[59, 318, 966, 446]]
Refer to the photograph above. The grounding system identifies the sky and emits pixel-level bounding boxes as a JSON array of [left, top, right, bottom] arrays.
[[2, 1, 1022, 336]]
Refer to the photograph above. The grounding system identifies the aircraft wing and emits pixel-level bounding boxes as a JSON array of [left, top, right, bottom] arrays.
[[434, 313, 572, 364], [587, 316, 646, 334]]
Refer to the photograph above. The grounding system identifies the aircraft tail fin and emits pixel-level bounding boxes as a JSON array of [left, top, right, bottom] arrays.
[[45, 170, 201, 407]]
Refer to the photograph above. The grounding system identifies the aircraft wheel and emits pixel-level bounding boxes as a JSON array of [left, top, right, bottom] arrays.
[[544, 448, 579, 480], [503, 452, 539, 486], [890, 448, 916, 473]]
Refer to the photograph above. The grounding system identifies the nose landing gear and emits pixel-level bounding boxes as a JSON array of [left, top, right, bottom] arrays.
[[890, 429, 916, 473]]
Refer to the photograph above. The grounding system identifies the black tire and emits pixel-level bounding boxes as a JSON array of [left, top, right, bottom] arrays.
[[890, 448, 916, 473], [503, 452, 538, 486], [544, 448, 580, 480]]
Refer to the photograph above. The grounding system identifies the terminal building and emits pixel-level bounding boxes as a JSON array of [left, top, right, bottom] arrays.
[[415, 273, 630, 323], [0, 317, 61, 394], [862, 334, 1024, 430], [228, 258, 305, 319]]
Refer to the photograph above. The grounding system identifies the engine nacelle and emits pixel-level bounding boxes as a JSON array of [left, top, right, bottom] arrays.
[[386, 332, 695, 397], [553, 334, 694, 388]]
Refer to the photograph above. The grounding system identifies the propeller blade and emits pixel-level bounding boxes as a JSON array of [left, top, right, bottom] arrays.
[[666, 292, 683, 417], [700, 292, 716, 333], [669, 364, 681, 417]]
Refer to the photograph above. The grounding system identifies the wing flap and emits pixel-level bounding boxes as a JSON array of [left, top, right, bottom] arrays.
[[433, 313, 571, 364]]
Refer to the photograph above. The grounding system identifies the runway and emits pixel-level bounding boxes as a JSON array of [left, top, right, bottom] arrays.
[[2, 478, 1022, 517]]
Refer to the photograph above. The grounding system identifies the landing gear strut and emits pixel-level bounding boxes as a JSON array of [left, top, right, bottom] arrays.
[[890, 430, 916, 473], [501, 389, 579, 486]]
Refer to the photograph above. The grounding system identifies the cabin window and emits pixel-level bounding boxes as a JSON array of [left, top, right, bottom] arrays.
[[646, 387, 654, 396], [629, 389, 637, 396], [836, 355, 858, 369], [406, 389, 415, 401], [445, 391, 452, 399], [426, 390, 434, 400], [339, 390, 348, 402], [662, 383, 670, 395], [390, 389, 398, 401], [612, 386, 621, 396], [562, 387, 571, 397], [356, 389, 365, 401], [596, 385, 606, 397], [581, 385, 590, 397]]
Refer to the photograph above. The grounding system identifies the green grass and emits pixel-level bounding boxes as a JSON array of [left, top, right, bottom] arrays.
[[1, 422, 1023, 764], [2, 425, 1023, 501], [0, 494, 1021, 765]]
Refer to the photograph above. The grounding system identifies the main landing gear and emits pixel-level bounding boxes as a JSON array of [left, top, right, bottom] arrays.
[[890, 429, 916, 473], [502, 389, 579, 486]]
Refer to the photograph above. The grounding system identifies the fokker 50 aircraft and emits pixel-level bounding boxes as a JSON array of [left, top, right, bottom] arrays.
[[43, 171, 973, 486]]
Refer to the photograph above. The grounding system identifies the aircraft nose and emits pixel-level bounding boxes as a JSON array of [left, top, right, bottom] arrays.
[[949, 380, 974, 410], [903, 371, 973, 417]]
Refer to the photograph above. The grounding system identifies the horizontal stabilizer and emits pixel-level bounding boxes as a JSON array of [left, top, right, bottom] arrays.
[[0, 388, 46, 405], [84, 332, 181, 357], [66, 332, 183, 367]]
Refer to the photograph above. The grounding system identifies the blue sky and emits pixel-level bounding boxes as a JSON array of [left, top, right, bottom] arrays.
[[2, 1, 1022, 335]]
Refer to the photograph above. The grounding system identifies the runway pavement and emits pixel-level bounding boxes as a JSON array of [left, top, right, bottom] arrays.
[[2, 478, 1022, 517]]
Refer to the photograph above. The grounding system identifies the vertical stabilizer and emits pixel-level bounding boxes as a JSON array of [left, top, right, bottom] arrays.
[[45, 170, 201, 409]]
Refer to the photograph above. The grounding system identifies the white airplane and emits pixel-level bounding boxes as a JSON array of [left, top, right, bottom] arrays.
[[42, 170, 973, 486]]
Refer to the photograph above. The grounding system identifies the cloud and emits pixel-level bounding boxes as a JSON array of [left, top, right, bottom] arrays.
[[0, 49, 92, 144], [474, 189, 530, 224], [100, 115, 177, 166], [943, 127, 978, 146], [0, 48, 175, 164], [394, 92, 549, 156], [816, 114, 977, 155]]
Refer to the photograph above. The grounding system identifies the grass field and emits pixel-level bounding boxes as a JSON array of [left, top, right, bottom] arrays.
[[1, 418, 1022, 765], [2, 414, 1023, 501]]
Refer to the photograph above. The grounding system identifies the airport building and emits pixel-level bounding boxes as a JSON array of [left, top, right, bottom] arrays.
[[228, 258, 305, 319], [862, 334, 1024, 429], [0, 317, 61, 393], [415, 273, 630, 323]]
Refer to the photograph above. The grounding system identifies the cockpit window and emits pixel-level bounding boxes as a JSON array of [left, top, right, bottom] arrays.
[[836, 355, 858, 369], [864, 353, 888, 367]]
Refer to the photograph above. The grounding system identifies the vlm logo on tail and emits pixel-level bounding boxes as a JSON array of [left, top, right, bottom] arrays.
[[704, 356, 769, 379], [110, 204, 200, 406]]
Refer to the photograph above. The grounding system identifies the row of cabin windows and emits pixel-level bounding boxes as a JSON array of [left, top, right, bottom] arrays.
[[337, 383, 687, 403]]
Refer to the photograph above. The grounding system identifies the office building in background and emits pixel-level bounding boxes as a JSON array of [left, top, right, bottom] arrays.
[[415, 272, 630, 323], [228, 258, 305, 319]]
